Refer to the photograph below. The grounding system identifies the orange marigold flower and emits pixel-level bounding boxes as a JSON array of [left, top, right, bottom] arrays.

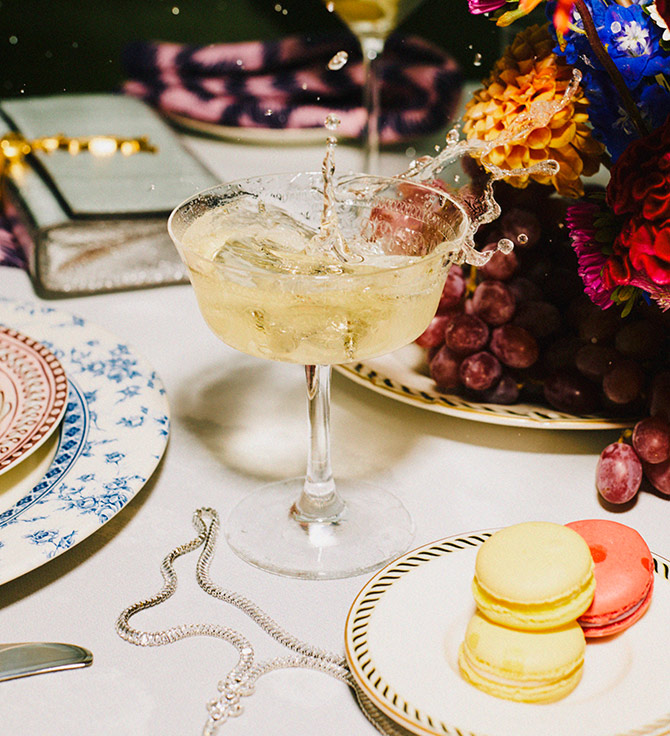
[[461, 24, 604, 198]]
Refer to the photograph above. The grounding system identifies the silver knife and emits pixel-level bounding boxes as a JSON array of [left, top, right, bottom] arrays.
[[0, 642, 93, 682]]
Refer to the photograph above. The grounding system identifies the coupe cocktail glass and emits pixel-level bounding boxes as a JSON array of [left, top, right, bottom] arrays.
[[324, 0, 427, 172], [168, 171, 468, 579]]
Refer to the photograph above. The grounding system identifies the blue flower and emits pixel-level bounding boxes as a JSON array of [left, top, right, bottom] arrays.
[[548, 0, 670, 160]]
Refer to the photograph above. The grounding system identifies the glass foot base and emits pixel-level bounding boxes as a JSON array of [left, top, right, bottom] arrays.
[[225, 478, 415, 580]]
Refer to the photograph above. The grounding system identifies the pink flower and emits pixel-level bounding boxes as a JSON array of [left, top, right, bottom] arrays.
[[566, 200, 615, 309], [467, 0, 507, 14]]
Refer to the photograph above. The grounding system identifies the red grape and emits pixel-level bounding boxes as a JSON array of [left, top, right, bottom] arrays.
[[480, 373, 520, 404], [415, 315, 450, 350], [459, 351, 502, 391], [577, 306, 620, 344], [632, 416, 670, 464], [471, 281, 516, 326], [512, 301, 561, 340], [543, 370, 599, 414], [643, 457, 670, 495], [596, 442, 642, 504], [429, 346, 461, 390], [490, 324, 539, 369], [614, 319, 663, 360], [499, 207, 541, 248], [479, 243, 519, 281], [575, 344, 620, 381], [508, 276, 544, 303], [602, 361, 644, 405], [650, 372, 670, 422], [444, 313, 489, 356], [437, 269, 466, 312]]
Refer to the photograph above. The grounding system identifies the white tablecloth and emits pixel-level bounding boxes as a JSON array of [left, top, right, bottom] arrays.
[[1, 133, 667, 736]]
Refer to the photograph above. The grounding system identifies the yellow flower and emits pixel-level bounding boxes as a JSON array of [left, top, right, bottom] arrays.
[[461, 24, 604, 198]]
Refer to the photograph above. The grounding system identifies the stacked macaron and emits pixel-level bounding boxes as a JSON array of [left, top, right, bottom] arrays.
[[566, 519, 654, 638], [458, 521, 596, 703]]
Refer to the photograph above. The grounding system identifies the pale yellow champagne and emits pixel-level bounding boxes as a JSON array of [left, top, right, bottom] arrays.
[[325, 0, 425, 38], [178, 203, 448, 365]]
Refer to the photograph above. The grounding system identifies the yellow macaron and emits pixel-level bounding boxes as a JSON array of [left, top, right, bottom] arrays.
[[472, 521, 596, 630], [458, 610, 586, 703]]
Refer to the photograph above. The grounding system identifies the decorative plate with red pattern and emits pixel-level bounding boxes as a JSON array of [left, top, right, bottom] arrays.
[[0, 327, 68, 476]]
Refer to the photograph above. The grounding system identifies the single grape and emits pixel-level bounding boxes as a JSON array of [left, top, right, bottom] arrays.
[[479, 372, 520, 404], [444, 313, 489, 356], [437, 269, 466, 312], [508, 276, 544, 304], [490, 324, 539, 369], [479, 243, 519, 281], [575, 344, 620, 381], [542, 336, 582, 373], [512, 301, 561, 340], [415, 315, 450, 350], [650, 371, 670, 422], [543, 370, 599, 414], [643, 457, 670, 495], [577, 305, 620, 344], [632, 416, 670, 464], [602, 361, 644, 406], [459, 351, 502, 391], [596, 442, 642, 504], [614, 319, 664, 360], [499, 207, 541, 249], [429, 345, 461, 390], [471, 281, 516, 326]]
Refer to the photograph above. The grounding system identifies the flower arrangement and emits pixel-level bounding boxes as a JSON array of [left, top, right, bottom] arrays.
[[462, 0, 670, 313], [455, 0, 670, 504]]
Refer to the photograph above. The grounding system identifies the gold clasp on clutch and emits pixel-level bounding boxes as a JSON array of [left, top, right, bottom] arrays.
[[1, 132, 158, 203]]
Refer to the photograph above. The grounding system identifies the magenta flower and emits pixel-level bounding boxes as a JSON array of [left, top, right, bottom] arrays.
[[566, 200, 616, 309], [467, 0, 507, 14]]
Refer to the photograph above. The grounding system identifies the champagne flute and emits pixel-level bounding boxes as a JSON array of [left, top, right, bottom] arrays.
[[168, 171, 469, 579], [324, 0, 427, 172]]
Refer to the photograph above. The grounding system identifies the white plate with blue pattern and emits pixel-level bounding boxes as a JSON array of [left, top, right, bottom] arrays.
[[0, 298, 169, 585]]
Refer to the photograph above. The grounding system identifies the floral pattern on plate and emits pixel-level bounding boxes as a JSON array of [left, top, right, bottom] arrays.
[[0, 327, 68, 474], [0, 298, 169, 585]]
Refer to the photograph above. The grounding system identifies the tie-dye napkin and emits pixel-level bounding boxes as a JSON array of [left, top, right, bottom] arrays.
[[122, 34, 462, 142]]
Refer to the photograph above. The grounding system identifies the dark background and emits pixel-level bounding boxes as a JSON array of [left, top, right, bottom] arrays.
[[1, 0, 516, 98]]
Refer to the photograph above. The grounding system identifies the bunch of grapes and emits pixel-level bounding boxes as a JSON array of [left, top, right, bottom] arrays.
[[415, 182, 670, 505]]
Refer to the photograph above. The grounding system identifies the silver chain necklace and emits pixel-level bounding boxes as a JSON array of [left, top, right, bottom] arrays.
[[115, 507, 409, 736]]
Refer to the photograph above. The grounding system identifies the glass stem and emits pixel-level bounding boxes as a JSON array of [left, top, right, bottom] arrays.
[[291, 365, 345, 523], [360, 35, 385, 174]]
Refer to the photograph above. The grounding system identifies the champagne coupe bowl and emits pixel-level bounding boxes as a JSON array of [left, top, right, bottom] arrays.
[[168, 171, 468, 579], [325, 0, 427, 172]]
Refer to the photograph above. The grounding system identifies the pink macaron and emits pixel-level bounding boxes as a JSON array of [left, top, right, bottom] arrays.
[[566, 519, 654, 638]]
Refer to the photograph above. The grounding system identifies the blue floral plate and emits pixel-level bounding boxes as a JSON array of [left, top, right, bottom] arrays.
[[0, 298, 169, 585]]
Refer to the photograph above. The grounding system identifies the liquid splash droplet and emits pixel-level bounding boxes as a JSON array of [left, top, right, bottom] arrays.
[[324, 114, 341, 131], [517, 233, 529, 245], [328, 50, 349, 71], [473, 52, 482, 67]]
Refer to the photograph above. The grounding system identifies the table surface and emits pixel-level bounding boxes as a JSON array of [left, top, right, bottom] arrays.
[[1, 130, 667, 736]]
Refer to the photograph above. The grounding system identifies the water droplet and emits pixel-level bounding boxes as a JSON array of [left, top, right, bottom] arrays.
[[473, 52, 482, 67], [326, 1, 335, 11], [328, 50, 349, 71], [405, 146, 416, 158], [171, 6, 179, 14], [434, 145, 441, 152], [324, 113, 341, 131], [497, 238, 515, 254], [274, 2, 282, 10], [264, 109, 273, 117], [453, 174, 460, 183], [236, 59, 244, 67], [301, 82, 308, 90], [610, 21, 622, 33], [446, 128, 460, 145], [9, 35, 18, 45], [517, 233, 528, 245]]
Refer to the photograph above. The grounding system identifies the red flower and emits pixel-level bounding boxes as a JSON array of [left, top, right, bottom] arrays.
[[657, 0, 670, 29], [606, 116, 670, 288]]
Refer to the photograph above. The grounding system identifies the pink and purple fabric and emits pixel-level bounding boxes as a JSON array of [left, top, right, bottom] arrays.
[[122, 34, 462, 143]]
